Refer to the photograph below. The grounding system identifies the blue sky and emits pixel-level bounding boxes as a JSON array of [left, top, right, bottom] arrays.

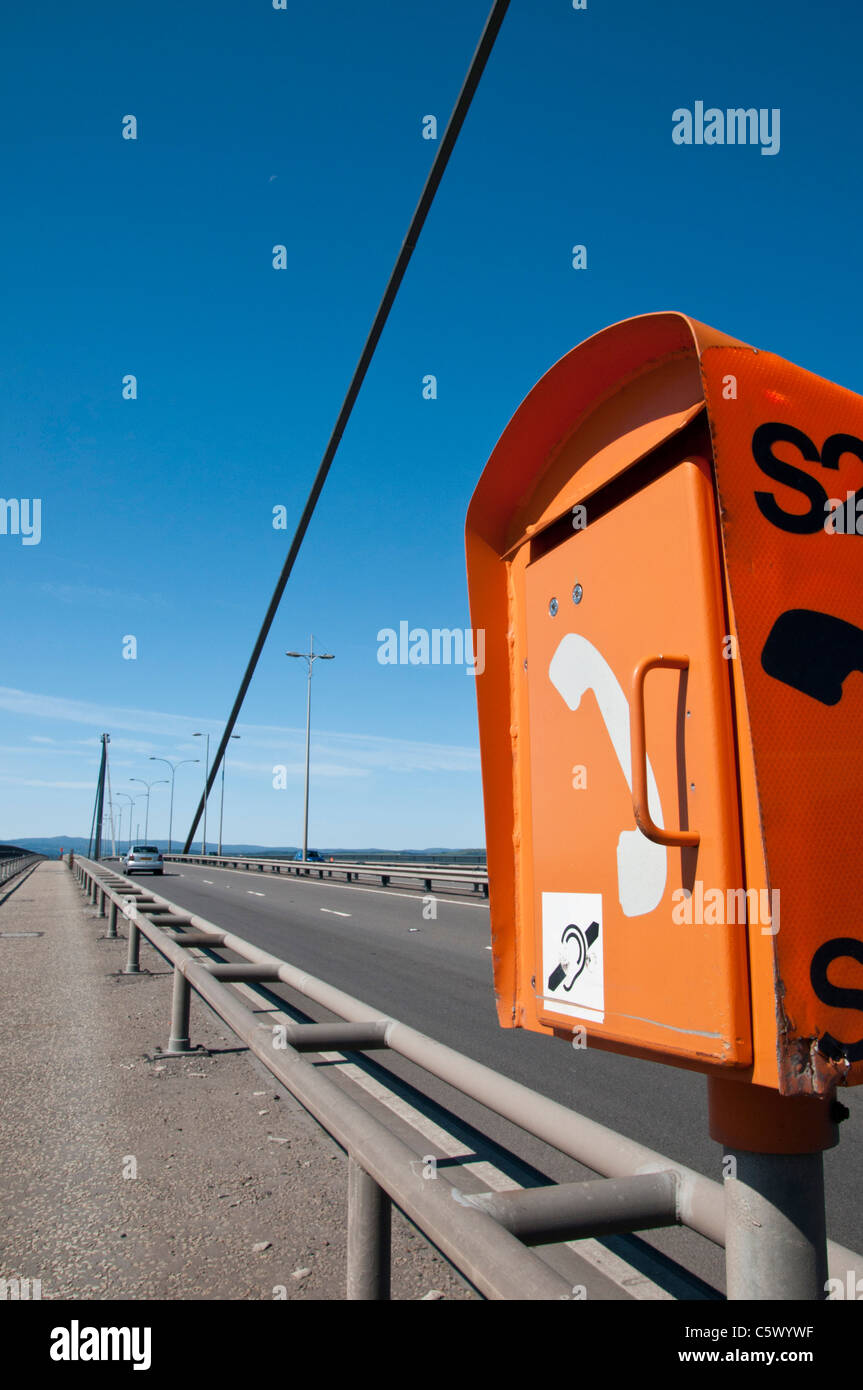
[[2, 0, 861, 847]]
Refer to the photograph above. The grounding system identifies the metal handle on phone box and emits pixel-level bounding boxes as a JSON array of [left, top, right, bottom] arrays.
[[630, 654, 700, 848]]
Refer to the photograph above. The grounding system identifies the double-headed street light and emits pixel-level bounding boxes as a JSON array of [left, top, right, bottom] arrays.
[[218, 735, 240, 856], [192, 733, 210, 855], [129, 777, 169, 842], [115, 792, 137, 852], [148, 757, 199, 855], [286, 635, 334, 862]]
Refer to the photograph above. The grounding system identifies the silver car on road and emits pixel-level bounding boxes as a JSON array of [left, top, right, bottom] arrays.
[[122, 845, 164, 875]]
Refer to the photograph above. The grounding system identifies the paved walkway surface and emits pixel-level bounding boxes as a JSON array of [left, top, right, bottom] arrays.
[[0, 862, 473, 1300]]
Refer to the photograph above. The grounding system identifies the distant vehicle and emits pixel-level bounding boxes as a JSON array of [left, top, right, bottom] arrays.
[[123, 845, 164, 875], [294, 850, 322, 862]]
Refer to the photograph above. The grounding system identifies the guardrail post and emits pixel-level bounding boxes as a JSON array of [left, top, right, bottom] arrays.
[[98, 887, 106, 917], [167, 967, 191, 1053], [724, 1150, 828, 1300], [124, 920, 141, 974], [346, 1156, 391, 1300], [709, 1078, 836, 1300], [108, 900, 119, 939]]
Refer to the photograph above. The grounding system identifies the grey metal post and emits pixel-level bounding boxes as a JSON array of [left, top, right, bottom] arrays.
[[219, 755, 225, 856], [149, 757, 199, 856], [98, 887, 106, 917], [302, 645, 312, 862], [130, 778, 168, 846], [124, 920, 141, 974], [218, 735, 240, 856], [168, 773, 174, 855], [286, 639, 334, 862], [108, 900, 118, 939], [167, 967, 191, 1053], [192, 733, 210, 856], [203, 740, 208, 855], [115, 793, 134, 855], [346, 1156, 391, 1299], [725, 1150, 828, 1300], [158, 764, 174, 855]]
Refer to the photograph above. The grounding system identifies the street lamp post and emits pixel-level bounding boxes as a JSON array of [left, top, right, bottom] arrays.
[[286, 635, 334, 861], [129, 778, 169, 843], [148, 757, 199, 855], [193, 733, 210, 855], [218, 735, 241, 856], [116, 793, 136, 853]]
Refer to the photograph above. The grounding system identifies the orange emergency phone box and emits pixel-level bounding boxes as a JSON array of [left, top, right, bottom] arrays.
[[466, 311, 863, 1096]]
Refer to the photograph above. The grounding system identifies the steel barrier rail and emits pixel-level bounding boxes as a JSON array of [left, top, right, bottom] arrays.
[[161, 852, 489, 897], [95, 857, 722, 1240], [329, 852, 487, 869], [72, 856, 572, 1299], [244, 852, 488, 869], [297, 856, 487, 872], [158, 853, 486, 875], [0, 853, 41, 887], [71, 854, 861, 1299]]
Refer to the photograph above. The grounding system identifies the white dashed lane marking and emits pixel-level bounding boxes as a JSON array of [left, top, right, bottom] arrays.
[[170, 862, 488, 910], [320, 908, 351, 917]]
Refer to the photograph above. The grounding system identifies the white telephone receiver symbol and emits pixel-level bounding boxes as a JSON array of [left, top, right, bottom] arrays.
[[548, 633, 667, 917]]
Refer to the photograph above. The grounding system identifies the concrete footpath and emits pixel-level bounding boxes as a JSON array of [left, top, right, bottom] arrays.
[[0, 862, 473, 1300]]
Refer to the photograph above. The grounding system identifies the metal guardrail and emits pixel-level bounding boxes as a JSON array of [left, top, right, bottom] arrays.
[[329, 851, 487, 868], [71, 853, 860, 1300], [0, 853, 41, 887], [162, 852, 489, 897]]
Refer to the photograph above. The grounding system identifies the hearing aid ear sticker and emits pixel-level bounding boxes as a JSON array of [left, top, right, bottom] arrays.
[[542, 893, 604, 1022]]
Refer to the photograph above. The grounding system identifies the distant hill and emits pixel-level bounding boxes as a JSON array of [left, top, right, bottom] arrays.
[[2, 836, 300, 859], [2, 836, 486, 865]]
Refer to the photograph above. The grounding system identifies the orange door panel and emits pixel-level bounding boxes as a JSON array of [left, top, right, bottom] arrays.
[[522, 458, 751, 1064]]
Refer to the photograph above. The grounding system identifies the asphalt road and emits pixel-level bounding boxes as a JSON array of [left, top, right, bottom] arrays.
[[140, 860, 862, 1287]]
